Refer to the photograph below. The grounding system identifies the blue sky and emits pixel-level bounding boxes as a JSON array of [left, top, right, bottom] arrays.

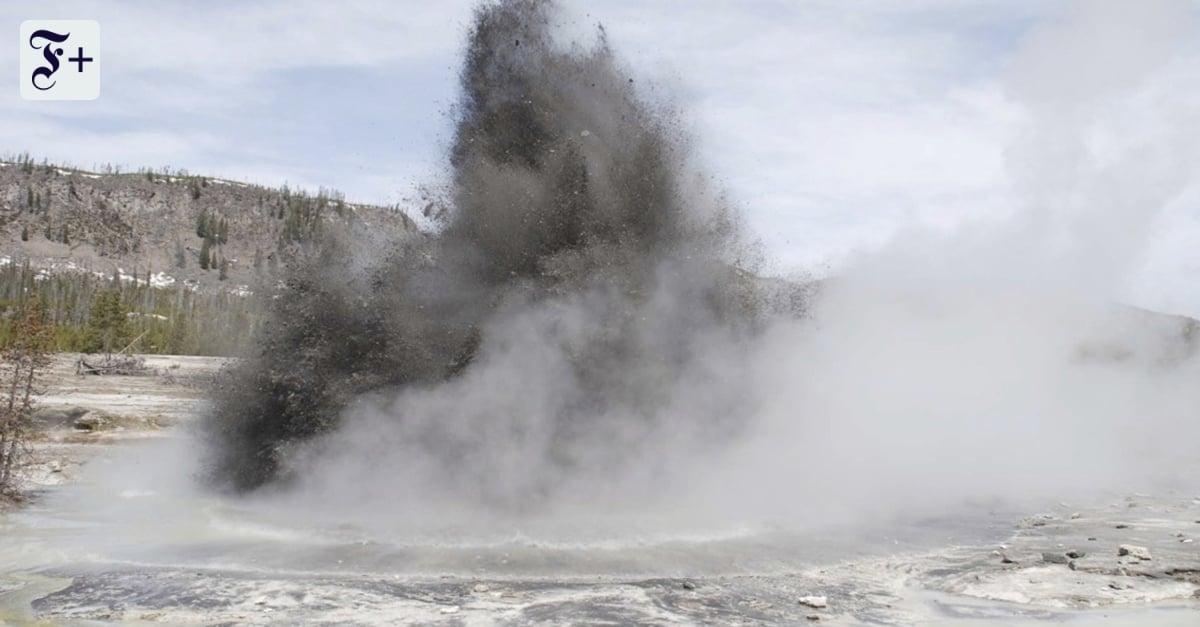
[[4, 1, 1200, 314]]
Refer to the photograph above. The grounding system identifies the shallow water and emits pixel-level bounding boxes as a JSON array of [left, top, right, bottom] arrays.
[[2, 437, 1013, 580], [2, 436, 1196, 625]]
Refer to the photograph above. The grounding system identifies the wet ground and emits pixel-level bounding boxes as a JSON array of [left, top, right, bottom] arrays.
[[3, 440, 1197, 626], [1, 356, 1198, 625]]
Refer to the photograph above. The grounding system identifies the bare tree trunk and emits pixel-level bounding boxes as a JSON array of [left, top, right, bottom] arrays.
[[1, 357, 38, 486], [0, 360, 22, 490], [1, 297, 53, 498]]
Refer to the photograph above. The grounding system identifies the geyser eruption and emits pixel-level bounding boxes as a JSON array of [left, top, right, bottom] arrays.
[[200, 0, 1200, 534], [202, 0, 766, 508]]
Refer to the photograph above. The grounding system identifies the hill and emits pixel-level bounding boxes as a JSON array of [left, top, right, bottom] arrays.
[[0, 154, 419, 354]]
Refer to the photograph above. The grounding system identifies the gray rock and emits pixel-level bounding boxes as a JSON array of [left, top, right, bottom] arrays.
[[681, 581, 696, 591], [1042, 552, 1069, 565], [73, 411, 108, 431], [798, 595, 827, 609], [1065, 550, 1086, 559], [473, 583, 490, 593], [1118, 545, 1151, 560]]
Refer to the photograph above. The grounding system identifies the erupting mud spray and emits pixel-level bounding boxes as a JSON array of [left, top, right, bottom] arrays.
[[194, 0, 1200, 539], [203, 0, 767, 524]]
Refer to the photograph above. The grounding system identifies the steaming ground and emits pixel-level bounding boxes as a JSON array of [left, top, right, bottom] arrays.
[[4, 0, 1200, 623], [2, 430, 1198, 624]]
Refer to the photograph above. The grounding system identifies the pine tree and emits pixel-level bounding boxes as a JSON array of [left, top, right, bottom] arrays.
[[82, 291, 130, 354], [196, 212, 208, 238], [218, 257, 229, 281], [167, 313, 190, 355], [20, 226, 28, 242], [199, 237, 211, 270]]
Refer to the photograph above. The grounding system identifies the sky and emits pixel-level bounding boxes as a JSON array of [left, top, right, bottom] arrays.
[[3, 0, 1200, 315]]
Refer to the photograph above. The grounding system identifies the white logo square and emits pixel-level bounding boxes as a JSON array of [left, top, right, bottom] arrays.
[[20, 20, 100, 101]]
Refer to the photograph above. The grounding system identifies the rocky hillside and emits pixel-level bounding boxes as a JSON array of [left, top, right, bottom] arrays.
[[0, 154, 418, 291], [0, 155, 422, 355]]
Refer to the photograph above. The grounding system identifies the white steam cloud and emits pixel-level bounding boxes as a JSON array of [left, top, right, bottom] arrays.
[[242, 0, 1200, 540]]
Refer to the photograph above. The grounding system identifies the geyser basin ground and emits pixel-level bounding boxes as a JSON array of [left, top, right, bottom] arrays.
[[1, 434, 1198, 625]]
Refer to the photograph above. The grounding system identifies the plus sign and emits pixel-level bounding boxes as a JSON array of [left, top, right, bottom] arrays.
[[68, 47, 93, 72]]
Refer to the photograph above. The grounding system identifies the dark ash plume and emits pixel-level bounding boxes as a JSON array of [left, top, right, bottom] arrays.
[[201, 0, 766, 506]]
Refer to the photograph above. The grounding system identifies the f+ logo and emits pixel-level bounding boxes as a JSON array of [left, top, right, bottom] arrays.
[[20, 20, 100, 101]]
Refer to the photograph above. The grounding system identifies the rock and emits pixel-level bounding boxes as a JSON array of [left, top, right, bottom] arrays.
[[473, 583, 490, 593], [440, 606, 460, 614], [1042, 552, 1069, 565], [1087, 537, 1097, 541], [31, 406, 89, 428], [1065, 550, 1086, 559], [806, 614, 821, 621], [73, 411, 109, 431], [1182, 539, 1193, 544], [1070, 512, 1081, 520], [798, 596, 827, 609], [1118, 545, 1151, 560], [681, 581, 696, 590], [1193, 588, 1200, 599], [1115, 524, 1130, 529], [1068, 560, 1077, 571], [1000, 553, 1017, 564]]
